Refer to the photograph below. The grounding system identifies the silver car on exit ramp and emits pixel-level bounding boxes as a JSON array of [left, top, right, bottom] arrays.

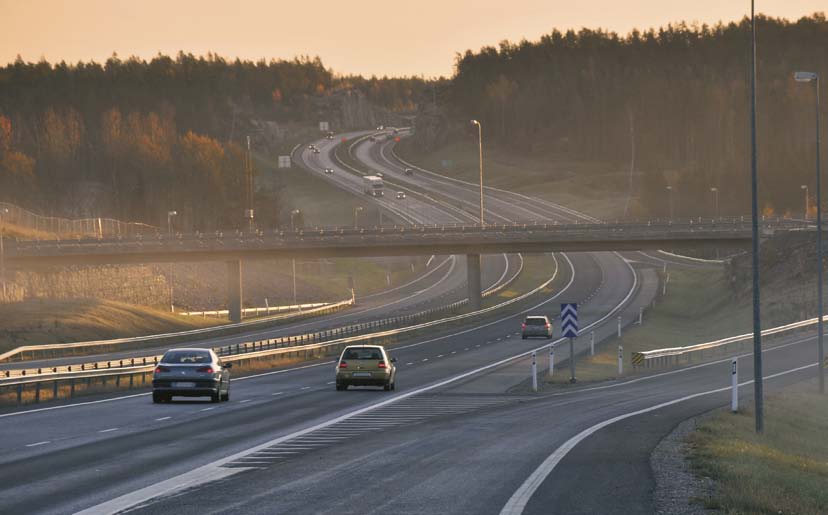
[[152, 348, 232, 403], [521, 315, 553, 339]]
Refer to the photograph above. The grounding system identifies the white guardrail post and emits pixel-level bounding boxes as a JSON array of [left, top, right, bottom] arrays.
[[618, 345, 623, 375], [531, 352, 538, 392], [548, 345, 554, 377], [731, 358, 738, 413], [617, 316, 622, 338], [590, 331, 595, 356]]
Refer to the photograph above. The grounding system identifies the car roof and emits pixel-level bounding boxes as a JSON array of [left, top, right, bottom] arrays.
[[167, 347, 212, 352], [525, 315, 548, 320], [343, 345, 384, 350]]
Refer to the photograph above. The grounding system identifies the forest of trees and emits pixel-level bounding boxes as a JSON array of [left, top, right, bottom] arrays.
[[445, 13, 828, 217], [0, 53, 425, 229]]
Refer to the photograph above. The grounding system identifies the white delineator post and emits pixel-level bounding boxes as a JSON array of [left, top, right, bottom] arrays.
[[617, 316, 622, 338], [638, 306, 643, 325], [549, 345, 554, 377], [618, 345, 623, 375], [590, 331, 595, 356], [731, 358, 739, 413], [531, 352, 538, 392]]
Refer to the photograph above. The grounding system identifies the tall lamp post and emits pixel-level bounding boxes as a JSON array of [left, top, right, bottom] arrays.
[[710, 187, 720, 219], [290, 209, 301, 309], [795, 70, 824, 394], [802, 184, 810, 219], [0, 207, 8, 299], [470, 119, 484, 226], [748, 0, 764, 433], [167, 210, 178, 313]]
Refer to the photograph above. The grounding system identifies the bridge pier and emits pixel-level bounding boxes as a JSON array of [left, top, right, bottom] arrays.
[[227, 260, 243, 323], [467, 253, 482, 311]]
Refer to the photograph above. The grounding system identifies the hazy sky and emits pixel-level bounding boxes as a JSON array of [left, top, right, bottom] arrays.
[[1, 1, 824, 77]]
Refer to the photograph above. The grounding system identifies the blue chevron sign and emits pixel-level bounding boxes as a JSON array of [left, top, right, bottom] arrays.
[[561, 303, 578, 338]]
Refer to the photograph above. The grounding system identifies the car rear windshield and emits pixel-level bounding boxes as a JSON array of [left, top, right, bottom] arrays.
[[342, 348, 384, 360], [525, 318, 547, 325], [162, 350, 212, 364]]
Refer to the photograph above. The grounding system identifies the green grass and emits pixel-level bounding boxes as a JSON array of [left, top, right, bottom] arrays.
[[0, 298, 221, 352], [546, 266, 752, 384], [687, 379, 828, 514], [396, 140, 630, 220]]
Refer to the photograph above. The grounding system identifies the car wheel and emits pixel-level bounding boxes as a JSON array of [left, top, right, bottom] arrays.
[[221, 388, 230, 402], [211, 390, 221, 403], [391, 381, 396, 391], [336, 383, 346, 391], [383, 381, 391, 391], [152, 391, 163, 404], [522, 335, 527, 340]]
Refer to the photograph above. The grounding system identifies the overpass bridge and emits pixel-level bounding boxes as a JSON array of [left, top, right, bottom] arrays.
[[2, 218, 809, 322]]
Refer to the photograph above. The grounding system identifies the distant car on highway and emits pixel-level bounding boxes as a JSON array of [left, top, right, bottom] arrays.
[[326, 131, 334, 140], [152, 348, 232, 403], [522, 315, 552, 339], [324, 167, 334, 174], [404, 168, 414, 176], [396, 191, 406, 199], [336, 345, 396, 391], [312, 147, 320, 154], [308, 144, 316, 150]]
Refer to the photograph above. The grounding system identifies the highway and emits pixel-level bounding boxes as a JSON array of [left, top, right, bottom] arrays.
[[0, 130, 711, 515]]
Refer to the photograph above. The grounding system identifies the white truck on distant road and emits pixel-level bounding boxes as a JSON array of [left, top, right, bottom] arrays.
[[363, 175, 384, 197]]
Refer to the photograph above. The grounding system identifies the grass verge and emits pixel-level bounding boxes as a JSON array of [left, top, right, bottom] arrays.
[[687, 379, 828, 514], [545, 265, 751, 384], [0, 299, 221, 353], [396, 140, 630, 220]]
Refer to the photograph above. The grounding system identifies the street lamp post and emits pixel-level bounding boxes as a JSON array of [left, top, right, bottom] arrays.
[[666, 186, 674, 219], [749, 0, 764, 433], [166, 210, 177, 313], [710, 187, 719, 219], [795, 70, 824, 394], [471, 120, 484, 226], [354, 206, 364, 228], [0, 208, 8, 299], [290, 209, 301, 309], [802, 184, 810, 219]]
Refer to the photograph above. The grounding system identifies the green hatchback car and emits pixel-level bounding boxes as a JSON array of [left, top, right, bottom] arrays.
[[336, 345, 397, 391]]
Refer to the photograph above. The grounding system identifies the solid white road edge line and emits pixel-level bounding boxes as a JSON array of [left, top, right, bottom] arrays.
[[498, 361, 818, 515]]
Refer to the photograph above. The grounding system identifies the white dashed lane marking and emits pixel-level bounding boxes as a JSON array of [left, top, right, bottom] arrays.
[[99, 428, 119, 433], [26, 441, 50, 447], [223, 394, 528, 469], [155, 417, 171, 422]]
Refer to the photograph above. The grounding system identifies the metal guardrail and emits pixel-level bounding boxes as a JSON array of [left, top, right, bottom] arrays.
[[179, 302, 330, 318], [0, 253, 522, 379], [631, 315, 828, 367], [0, 250, 536, 404], [0, 298, 355, 363]]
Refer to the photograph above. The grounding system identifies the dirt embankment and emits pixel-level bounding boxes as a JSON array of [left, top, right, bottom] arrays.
[[727, 231, 825, 326]]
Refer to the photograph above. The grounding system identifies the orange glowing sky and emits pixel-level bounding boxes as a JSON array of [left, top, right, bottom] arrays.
[[1, 0, 824, 77]]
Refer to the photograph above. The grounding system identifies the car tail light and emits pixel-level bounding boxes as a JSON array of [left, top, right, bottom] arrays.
[[196, 366, 214, 373], [339, 361, 348, 368], [521, 323, 526, 330], [378, 361, 386, 368], [154, 366, 169, 374], [545, 323, 551, 329]]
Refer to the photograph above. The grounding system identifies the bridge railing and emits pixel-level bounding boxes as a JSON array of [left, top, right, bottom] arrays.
[[5, 218, 813, 252]]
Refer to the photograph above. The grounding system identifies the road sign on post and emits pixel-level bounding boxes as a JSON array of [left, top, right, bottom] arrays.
[[561, 303, 578, 383], [561, 303, 578, 337], [277, 155, 291, 168], [319, 121, 329, 132]]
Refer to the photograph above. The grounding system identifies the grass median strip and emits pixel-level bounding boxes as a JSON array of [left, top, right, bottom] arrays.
[[687, 379, 828, 514]]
